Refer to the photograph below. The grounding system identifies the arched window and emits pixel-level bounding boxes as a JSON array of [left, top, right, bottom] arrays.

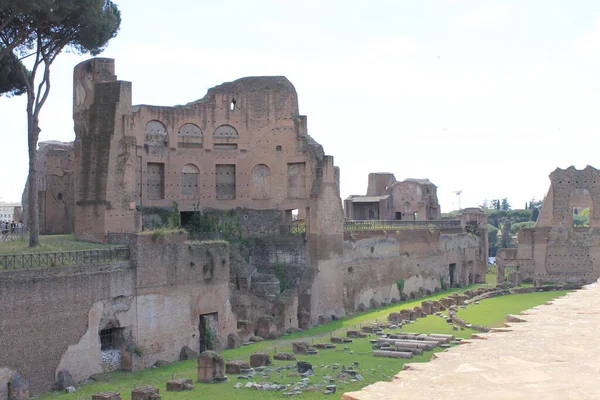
[[177, 123, 203, 148], [252, 164, 271, 199], [178, 123, 202, 137], [214, 124, 239, 138], [144, 120, 168, 147], [181, 164, 200, 195]]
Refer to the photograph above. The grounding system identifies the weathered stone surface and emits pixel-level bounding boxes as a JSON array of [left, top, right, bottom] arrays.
[[197, 351, 225, 383], [273, 352, 296, 361], [179, 346, 198, 361], [370, 298, 380, 309], [131, 385, 160, 400], [92, 391, 122, 400], [227, 332, 242, 349], [249, 336, 264, 343], [292, 341, 311, 354], [347, 330, 368, 338], [421, 301, 433, 314], [249, 353, 272, 367], [8, 373, 29, 400], [166, 379, 193, 392], [297, 361, 313, 374], [225, 360, 251, 374], [54, 370, 75, 391], [387, 312, 402, 324]]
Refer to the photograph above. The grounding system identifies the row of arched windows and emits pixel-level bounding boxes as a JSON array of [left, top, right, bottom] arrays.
[[178, 163, 271, 197], [144, 120, 238, 142]]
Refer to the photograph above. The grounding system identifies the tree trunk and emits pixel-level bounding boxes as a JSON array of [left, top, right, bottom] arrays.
[[27, 93, 40, 247]]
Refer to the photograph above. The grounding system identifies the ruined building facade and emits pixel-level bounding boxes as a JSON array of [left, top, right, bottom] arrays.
[[21, 141, 75, 234], [3, 58, 488, 396], [497, 166, 600, 284], [345, 173, 441, 221], [72, 58, 333, 242]]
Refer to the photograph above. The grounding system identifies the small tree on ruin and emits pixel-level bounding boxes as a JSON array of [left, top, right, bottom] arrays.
[[0, 0, 121, 246]]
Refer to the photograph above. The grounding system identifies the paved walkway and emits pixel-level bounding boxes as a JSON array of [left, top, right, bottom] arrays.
[[343, 281, 600, 400]]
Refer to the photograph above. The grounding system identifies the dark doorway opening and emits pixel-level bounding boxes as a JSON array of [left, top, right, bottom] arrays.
[[395, 212, 402, 220], [449, 263, 456, 286], [99, 327, 124, 372], [180, 211, 195, 227], [100, 327, 123, 351], [199, 313, 218, 353]]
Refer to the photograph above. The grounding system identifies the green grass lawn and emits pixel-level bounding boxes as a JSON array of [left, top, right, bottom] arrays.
[[0, 234, 116, 254], [36, 279, 569, 400], [457, 290, 568, 328]]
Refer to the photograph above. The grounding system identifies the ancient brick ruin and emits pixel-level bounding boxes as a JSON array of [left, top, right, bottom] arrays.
[[497, 166, 600, 284], [21, 141, 74, 234], [3, 57, 490, 395], [345, 173, 441, 221]]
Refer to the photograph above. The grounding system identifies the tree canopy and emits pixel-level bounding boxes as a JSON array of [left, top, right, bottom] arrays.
[[1, 0, 121, 246]]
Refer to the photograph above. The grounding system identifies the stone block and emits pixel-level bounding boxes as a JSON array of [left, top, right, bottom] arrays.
[[179, 345, 198, 361], [131, 386, 160, 400], [227, 332, 242, 349], [387, 312, 402, 324], [225, 360, 251, 374], [399, 309, 412, 320], [413, 307, 424, 318], [92, 392, 122, 400], [8, 373, 29, 400], [293, 341, 310, 354], [347, 330, 368, 338], [421, 301, 433, 314], [273, 352, 296, 361], [249, 353, 272, 367], [297, 361, 313, 373], [55, 370, 75, 391], [166, 379, 193, 392], [197, 351, 226, 383]]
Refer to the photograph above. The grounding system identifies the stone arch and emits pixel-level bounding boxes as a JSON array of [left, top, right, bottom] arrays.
[[403, 201, 412, 213], [178, 123, 202, 137], [144, 120, 168, 147], [182, 163, 200, 195], [214, 124, 239, 138], [251, 164, 271, 199]]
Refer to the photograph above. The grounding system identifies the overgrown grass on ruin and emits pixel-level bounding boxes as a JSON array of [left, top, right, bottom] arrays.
[[0, 234, 115, 254], [36, 279, 570, 400]]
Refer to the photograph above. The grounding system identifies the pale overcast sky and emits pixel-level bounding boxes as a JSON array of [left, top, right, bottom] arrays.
[[2, 0, 600, 211]]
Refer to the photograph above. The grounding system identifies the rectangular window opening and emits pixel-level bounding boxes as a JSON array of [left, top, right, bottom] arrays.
[[99, 327, 123, 351]]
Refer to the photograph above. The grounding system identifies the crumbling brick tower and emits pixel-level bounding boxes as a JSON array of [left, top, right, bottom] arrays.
[[73, 58, 138, 242], [498, 166, 600, 283]]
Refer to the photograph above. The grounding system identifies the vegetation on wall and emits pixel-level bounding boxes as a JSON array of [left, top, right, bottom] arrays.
[[394, 279, 405, 294], [275, 263, 291, 293], [184, 204, 243, 242]]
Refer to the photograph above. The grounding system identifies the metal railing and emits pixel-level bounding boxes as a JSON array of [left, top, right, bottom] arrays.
[[0, 247, 130, 269], [279, 224, 306, 235], [0, 230, 27, 243], [344, 219, 462, 231]]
